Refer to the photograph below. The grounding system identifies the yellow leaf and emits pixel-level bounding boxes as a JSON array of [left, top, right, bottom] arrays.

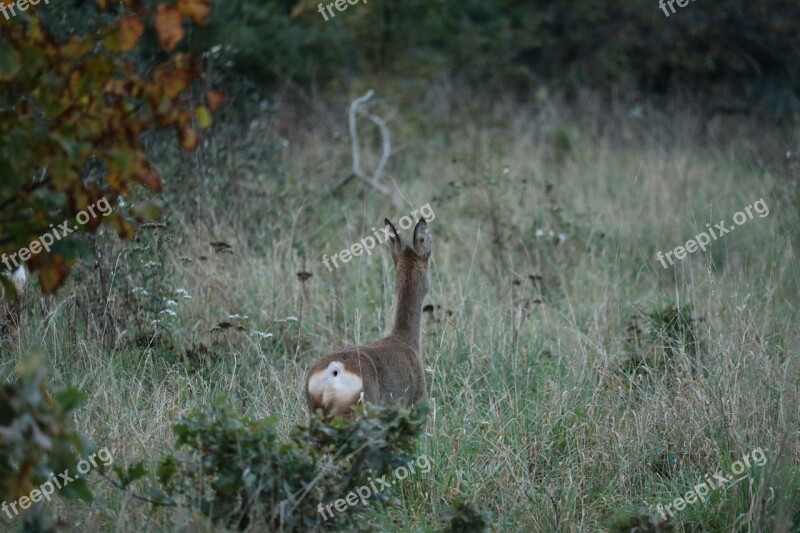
[[195, 105, 212, 129]]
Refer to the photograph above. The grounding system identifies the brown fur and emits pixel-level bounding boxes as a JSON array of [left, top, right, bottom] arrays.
[[305, 217, 432, 419]]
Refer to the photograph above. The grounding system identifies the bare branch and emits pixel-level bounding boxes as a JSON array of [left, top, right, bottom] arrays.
[[348, 89, 374, 181], [342, 90, 400, 206], [364, 112, 391, 187]]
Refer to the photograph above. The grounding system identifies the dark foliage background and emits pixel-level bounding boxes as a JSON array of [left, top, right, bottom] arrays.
[[159, 0, 800, 114], [38, 0, 800, 109]]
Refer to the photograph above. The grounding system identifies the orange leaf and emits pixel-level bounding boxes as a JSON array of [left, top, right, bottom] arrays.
[[155, 66, 189, 99], [177, 0, 212, 25], [154, 5, 185, 52], [117, 15, 144, 52], [132, 153, 162, 191], [179, 126, 199, 151], [206, 89, 224, 112], [136, 169, 162, 191]]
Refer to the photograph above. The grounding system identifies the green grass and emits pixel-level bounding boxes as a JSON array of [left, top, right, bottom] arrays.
[[3, 86, 800, 531]]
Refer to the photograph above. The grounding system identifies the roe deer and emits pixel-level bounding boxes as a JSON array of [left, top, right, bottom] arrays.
[[305, 217, 432, 419], [1, 265, 28, 341]]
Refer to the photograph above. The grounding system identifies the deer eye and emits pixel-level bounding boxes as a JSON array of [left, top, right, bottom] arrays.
[[332, 370, 338, 377]]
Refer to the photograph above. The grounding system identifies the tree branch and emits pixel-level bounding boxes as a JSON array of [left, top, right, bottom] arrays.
[[336, 90, 400, 207]]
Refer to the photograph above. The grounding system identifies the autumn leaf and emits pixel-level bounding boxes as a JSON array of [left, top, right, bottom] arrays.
[[206, 89, 224, 112], [155, 66, 190, 99], [195, 106, 212, 129], [154, 5, 185, 52], [177, 0, 212, 25], [110, 213, 136, 240], [133, 153, 162, 191], [104, 15, 144, 53], [179, 124, 199, 151]]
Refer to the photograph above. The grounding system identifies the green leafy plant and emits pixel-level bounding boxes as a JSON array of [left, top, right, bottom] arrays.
[[0, 358, 90, 527], [115, 399, 429, 531], [439, 496, 493, 533]]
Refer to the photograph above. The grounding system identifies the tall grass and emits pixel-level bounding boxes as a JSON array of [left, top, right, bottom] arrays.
[[4, 85, 799, 531]]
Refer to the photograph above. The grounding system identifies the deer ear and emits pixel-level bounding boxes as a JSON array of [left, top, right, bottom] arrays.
[[413, 218, 431, 257], [384, 218, 402, 254]]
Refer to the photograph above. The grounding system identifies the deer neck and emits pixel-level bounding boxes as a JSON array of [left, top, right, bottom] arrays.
[[390, 270, 427, 349]]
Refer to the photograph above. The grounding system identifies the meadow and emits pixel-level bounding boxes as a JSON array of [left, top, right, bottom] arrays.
[[4, 85, 800, 531]]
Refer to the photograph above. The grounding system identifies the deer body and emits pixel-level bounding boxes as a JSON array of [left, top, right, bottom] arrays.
[[305, 218, 431, 419]]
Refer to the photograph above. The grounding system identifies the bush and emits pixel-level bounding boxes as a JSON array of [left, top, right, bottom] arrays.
[[0, 359, 93, 529], [116, 400, 430, 530]]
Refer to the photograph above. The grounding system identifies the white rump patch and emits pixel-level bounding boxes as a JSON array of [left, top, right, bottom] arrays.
[[2, 266, 27, 295], [307, 361, 363, 412]]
